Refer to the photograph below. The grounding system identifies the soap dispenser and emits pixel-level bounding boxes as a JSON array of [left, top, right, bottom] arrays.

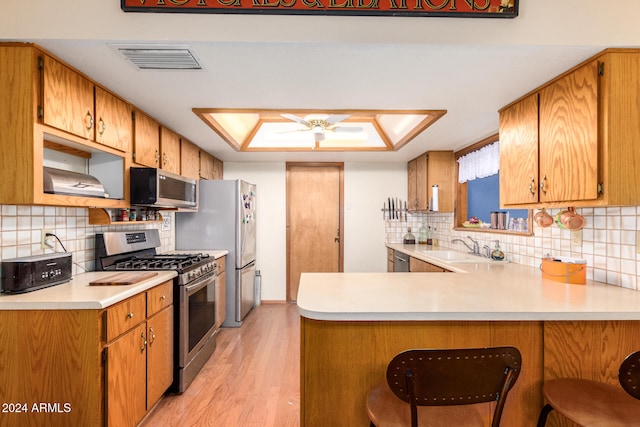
[[490, 240, 505, 261]]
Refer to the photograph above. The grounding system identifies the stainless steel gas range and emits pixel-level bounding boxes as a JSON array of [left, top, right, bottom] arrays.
[[95, 229, 218, 393]]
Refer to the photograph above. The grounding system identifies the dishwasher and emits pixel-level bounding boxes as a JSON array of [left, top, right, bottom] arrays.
[[393, 250, 410, 272]]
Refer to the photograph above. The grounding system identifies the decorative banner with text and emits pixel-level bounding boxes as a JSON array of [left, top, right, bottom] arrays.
[[121, 0, 518, 18]]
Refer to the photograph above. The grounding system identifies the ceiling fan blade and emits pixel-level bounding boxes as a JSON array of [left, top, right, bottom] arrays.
[[331, 126, 363, 133], [324, 114, 351, 126], [281, 113, 311, 127]]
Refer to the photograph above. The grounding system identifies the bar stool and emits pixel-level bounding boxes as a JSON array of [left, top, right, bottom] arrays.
[[366, 346, 522, 427], [536, 350, 640, 427]]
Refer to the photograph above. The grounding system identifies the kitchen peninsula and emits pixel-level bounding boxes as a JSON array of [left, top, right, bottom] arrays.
[[297, 249, 640, 426]]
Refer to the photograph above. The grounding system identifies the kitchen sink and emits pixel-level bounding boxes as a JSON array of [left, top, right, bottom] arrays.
[[419, 250, 501, 264]]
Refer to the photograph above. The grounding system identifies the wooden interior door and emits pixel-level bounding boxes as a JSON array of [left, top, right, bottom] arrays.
[[287, 163, 344, 302]]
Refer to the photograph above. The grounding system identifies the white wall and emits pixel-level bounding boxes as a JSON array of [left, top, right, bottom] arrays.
[[344, 162, 407, 272], [223, 161, 407, 300]]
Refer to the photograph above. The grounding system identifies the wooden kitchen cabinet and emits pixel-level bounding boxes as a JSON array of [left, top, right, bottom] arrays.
[[95, 86, 132, 152], [200, 150, 224, 180], [0, 280, 174, 427], [104, 281, 174, 426], [500, 49, 640, 208], [105, 322, 148, 427], [409, 256, 449, 272], [41, 54, 95, 140], [160, 126, 181, 175], [387, 248, 394, 272], [408, 151, 454, 212], [0, 44, 128, 208], [180, 138, 201, 180], [146, 306, 174, 410], [215, 256, 227, 331], [133, 110, 160, 167], [42, 55, 132, 153]]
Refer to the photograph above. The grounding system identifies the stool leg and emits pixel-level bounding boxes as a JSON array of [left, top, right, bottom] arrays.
[[536, 404, 554, 427]]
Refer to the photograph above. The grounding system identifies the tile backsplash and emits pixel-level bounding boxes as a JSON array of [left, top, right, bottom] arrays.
[[0, 205, 175, 274], [386, 206, 640, 291]]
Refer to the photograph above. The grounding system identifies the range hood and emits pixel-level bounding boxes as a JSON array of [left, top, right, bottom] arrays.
[[43, 167, 106, 198]]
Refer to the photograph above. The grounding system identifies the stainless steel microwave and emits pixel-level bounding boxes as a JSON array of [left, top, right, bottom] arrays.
[[130, 167, 197, 209]]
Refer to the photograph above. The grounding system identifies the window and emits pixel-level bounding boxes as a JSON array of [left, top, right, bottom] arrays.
[[454, 133, 532, 234]]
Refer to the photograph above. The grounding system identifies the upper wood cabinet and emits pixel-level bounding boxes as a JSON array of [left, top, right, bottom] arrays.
[[133, 110, 160, 168], [200, 150, 224, 180], [500, 49, 640, 208], [180, 138, 200, 180], [0, 45, 127, 208], [160, 126, 181, 175], [95, 87, 132, 152], [408, 151, 454, 212], [42, 55, 95, 140], [42, 55, 132, 153]]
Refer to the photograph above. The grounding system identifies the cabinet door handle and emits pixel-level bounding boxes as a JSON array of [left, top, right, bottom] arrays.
[[127, 312, 134, 319], [149, 327, 156, 345], [141, 332, 147, 351], [163, 153, 168, 166], [539, 174, 548, 195], [98, 117, 106, 135], [155, 150, 160, 165], [160, 295, 166, 301], [529, 178, 536, 195], [84, 110, 94, 131]]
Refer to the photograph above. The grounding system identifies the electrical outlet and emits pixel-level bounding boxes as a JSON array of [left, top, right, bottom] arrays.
[[161, 216, 171, 231], [41, 229, 54, 249], [571, 230, 583, 248]]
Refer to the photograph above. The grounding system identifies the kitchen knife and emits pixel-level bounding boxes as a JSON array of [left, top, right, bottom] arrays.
[[391, 198, 395, 219], [388, 197, 391, 220]]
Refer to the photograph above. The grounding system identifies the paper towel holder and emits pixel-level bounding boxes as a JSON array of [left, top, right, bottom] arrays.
[[430, 184, 439, 212]]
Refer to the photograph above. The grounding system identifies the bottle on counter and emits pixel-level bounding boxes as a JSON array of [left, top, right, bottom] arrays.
[[432, 228, 439, 247], [403, 227, 416, 244], [418, 223, 428, 244], [426, 226, 433, 246]]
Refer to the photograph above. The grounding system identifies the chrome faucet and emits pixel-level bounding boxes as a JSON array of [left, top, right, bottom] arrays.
[[451, 238, 474, 253], [466, 236, 480, 255]]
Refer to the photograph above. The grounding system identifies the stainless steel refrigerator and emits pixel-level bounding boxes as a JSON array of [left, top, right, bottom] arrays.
[[175, 179, 257, 327]]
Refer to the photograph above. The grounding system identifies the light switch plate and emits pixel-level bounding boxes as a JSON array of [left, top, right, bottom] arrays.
[[571, 230, 583, 248]]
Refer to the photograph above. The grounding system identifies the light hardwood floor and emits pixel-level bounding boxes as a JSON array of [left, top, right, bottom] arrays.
[[141, 303, 300, 427]]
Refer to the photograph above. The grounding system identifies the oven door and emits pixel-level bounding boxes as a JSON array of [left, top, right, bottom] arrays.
[[178, 272, 216, 368]]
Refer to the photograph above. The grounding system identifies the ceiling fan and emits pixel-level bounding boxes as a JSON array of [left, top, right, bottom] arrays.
[[280, 114, 364, 142]]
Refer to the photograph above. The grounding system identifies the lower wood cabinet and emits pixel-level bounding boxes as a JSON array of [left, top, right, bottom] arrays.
[[410, 256, 450, 272], [0, 280, 174, 427]]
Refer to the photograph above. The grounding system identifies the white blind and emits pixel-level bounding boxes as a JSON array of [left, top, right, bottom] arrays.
[[457, 141, 499, 183]]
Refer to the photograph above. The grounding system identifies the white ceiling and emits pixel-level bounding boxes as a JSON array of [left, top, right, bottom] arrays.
[[2, 0, 640, 163]]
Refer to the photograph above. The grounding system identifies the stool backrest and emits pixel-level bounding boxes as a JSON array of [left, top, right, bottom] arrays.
[[619, 350, 640, 399], [386, 346, 522, 427]]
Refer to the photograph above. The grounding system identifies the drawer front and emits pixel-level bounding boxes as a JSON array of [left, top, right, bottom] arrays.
[[105, 293, 147, 342], [216, 256, 226, 275], [147, 280, 174, 317]]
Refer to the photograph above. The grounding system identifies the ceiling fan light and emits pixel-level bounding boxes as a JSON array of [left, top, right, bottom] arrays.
[[312, 125, 324, 135]]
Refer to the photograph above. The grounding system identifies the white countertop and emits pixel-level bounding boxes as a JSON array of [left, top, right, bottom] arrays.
[[0, 271, 177, 310], [0, 250, 227, 311], [296, 245, 640, 322]]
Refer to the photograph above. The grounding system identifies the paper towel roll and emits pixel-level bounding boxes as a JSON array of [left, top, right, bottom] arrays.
[[431, 184, 439, 211]]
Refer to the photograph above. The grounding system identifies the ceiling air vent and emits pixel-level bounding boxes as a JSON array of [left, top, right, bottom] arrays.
[[110, 44, 202, 70]]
